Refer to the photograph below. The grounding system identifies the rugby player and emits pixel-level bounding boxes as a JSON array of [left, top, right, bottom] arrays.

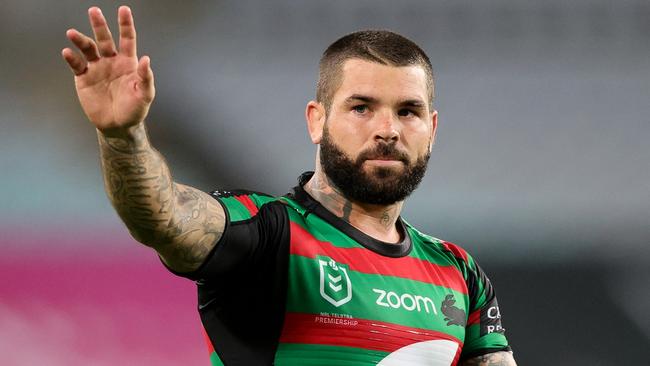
[[63, 6, 517, 366]]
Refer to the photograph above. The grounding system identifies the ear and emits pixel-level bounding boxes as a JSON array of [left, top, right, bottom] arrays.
[[306, 100, 326, 144], [428, 109, 438, 153]]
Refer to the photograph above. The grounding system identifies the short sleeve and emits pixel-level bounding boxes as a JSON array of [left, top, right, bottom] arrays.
[[164, 190, 289, 282], [171, 191, 291, 365], [443, 242, 512, 360]]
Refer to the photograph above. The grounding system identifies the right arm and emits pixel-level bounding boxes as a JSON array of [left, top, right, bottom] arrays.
[[63, 6, 224, 272], [98, 123, 225, 272]]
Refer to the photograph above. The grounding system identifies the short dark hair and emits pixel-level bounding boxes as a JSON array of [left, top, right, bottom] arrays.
[[317, 30, 435, 113]]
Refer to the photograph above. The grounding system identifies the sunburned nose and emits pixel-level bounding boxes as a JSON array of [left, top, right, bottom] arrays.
[[373, 116, 400, 143]]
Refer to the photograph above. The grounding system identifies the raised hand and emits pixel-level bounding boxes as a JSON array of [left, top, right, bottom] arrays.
[[62, 6, 154, 133]]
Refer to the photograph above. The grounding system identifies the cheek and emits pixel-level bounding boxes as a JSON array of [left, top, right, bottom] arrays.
[[402, 125, 432, 152], [327, 118, 370, 151]]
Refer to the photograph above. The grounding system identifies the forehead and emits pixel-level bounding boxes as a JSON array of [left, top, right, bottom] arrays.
[[333, 58, 429, 103]]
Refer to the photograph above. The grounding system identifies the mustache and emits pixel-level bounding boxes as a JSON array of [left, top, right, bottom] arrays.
[[356, 143, 409, 163]]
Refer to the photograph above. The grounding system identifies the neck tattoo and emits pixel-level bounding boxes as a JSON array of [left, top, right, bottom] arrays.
[[380, 211, 391, 228]]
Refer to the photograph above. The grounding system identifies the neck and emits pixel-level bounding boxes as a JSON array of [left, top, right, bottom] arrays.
[[303, 167, 404, 244]]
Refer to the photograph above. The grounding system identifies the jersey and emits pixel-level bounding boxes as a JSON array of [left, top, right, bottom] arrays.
[[167, 172, 511, 366]]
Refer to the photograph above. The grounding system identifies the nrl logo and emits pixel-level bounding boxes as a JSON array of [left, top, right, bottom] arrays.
[[319, 258, 352, 307]]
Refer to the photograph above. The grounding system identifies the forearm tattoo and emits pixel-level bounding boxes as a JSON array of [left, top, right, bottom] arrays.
[[98, 124, 224, 272], [461, 351, 517, 366]]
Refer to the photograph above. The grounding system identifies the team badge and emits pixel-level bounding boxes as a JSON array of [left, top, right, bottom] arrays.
[[319, 258, 352, 307], [441, 294, 466, 326]]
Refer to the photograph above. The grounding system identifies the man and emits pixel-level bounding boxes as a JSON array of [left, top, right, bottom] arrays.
[[63, 6, 516, 366]]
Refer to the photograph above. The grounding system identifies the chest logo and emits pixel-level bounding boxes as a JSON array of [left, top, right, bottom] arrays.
[[319, 259, 352, 307], [441, 294, 466, 326]]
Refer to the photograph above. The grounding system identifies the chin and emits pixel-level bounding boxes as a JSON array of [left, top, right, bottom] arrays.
[[366, 166, 404, 180]]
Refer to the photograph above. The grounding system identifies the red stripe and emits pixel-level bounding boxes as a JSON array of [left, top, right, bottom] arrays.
[[452, 345, 462, 366], [468, 310, 480, 325], [202, 327, 214, 354], [280, 312, 462, 353], [442, 241, 469, 264], [290, 222, 467, 294], [234, 195, 259, 216]]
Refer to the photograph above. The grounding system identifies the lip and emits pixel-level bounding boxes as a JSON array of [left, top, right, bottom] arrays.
[[364, 159, 404, 167]]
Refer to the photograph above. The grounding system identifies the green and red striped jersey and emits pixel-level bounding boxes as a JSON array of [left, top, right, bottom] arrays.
[[169, 172, 511, 365]]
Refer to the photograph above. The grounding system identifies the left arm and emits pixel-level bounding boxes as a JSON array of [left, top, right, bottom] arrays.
[[460, 351, 517, 366]]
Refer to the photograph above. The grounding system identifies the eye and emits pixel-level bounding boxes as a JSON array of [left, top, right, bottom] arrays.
[[352, 105, 368, 114], [397, 108, 417, 117]]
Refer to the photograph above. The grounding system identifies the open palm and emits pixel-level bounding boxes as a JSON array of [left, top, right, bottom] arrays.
[[63, 6, 154, 131]]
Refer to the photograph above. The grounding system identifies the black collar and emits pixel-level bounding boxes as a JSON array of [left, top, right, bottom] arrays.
[[286, 172, 412, 258]]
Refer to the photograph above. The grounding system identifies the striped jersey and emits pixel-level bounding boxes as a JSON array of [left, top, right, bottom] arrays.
[[169, 172, 511, 365]]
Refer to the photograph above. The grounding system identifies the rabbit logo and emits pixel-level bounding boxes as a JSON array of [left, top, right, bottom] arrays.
[[441, 294, 466, 326]]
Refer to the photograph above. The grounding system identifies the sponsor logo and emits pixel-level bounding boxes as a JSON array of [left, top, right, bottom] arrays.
[[480, 299, 506, 336], [373, 288, 438, 315], [319, 259, 352, 307], [487, 306, 501, 320], [440, 294, 466, 326], [485, 305, 505, 334]]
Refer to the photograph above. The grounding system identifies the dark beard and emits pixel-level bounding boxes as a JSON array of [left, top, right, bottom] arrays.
[[319, 126, 430, 205]]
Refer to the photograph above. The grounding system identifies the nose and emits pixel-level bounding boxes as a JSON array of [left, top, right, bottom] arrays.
[[374, 111, 400, 143]]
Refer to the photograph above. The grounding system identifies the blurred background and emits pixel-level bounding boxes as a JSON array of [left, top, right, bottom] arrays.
[[1, 0, 648, 364]]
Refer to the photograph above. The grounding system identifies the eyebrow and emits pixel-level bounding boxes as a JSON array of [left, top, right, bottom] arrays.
[[344, 94, 426, 109], [399, 99, 426, 109], [344, 94, 379, 104]]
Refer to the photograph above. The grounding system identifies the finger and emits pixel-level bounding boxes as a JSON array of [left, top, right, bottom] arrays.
[[88, 7, 117, 57], [62, 48, 88, 75], [66, 29, 100, 62], [118, 6, 137, 57]]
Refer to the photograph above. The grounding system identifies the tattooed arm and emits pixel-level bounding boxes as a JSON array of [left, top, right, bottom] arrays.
[[63, 7, 224, 272], [99, 123, 225, 272], [460, 351, 517, 366]]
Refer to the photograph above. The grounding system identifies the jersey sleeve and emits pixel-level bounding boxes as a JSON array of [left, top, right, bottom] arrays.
[[164, 190, 290, 282], [442, 242, 512, 360], [164, 190, 291, 365]]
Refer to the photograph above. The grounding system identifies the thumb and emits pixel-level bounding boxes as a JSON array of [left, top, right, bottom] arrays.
[[137, 56, 155, 100]]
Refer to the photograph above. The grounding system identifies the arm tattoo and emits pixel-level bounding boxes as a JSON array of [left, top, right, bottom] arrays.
[[159, 184, 225, 272], [461, 351, 517, 366], [98, 123, 225, 272]]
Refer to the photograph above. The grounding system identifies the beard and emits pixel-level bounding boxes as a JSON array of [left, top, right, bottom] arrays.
[[319, 126, 430, 205]]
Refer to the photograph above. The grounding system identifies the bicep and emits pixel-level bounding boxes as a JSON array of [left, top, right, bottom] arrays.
[[157, 183, 226, 273], [459, 351, 517, 366]]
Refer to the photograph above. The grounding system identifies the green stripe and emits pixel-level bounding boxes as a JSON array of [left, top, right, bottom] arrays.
[[250, 193, 276, 206], [219, 193, 277, 222], [461, 327, 509, 356], [407, 231, 467, 266], [460, 253, 488, 313], [209, 351, 224, 366], [286, 255, 467, 340], [275, 343, 388, 366], [220, 196, 253, 221], [472, 290, 487, 313], [285, 208, 361, 249]]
